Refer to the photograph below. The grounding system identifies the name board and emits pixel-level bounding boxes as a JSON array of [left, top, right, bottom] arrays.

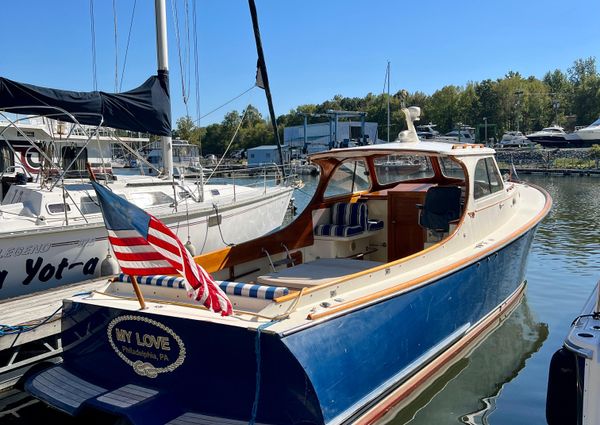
[[107, 315, 186, 378]]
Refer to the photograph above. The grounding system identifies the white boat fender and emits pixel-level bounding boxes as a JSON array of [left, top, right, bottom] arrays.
[[100, 252, 120, 276], [184, 238, 196, 256]]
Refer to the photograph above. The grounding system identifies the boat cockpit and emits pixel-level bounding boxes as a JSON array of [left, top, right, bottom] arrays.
[[106, 142, 511, 317]]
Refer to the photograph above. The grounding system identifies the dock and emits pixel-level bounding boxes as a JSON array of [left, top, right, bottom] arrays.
[[0, 279, 107, 391], [500, 167, 600, 176]]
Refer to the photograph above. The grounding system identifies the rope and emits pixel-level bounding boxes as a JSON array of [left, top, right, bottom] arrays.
[[194, 85, 256, 124], [3, 305, 63, 349], [119, 0, 137, 92], [184, 0, 192, 111], [89, 0, 98, 91], [171, 0, 190, 116], [212, 203, 234, 247], [192, 0, 202, 155], [249, 320, 278, 425], [112, 0, 119, 92], [271, 288, 307, 321], [205, 106, 249, 183]]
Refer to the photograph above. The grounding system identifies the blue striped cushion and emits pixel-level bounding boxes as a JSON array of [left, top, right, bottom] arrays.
[[331, 202, 367, 228], [314, 224, 364, 237], [116, 274, 289, 300]]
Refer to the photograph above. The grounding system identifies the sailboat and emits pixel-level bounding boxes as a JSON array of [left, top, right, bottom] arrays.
[[0, 2, 293, 300]]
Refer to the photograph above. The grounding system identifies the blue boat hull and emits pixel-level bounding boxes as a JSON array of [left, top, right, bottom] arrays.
[[25, 227, 538, 424]]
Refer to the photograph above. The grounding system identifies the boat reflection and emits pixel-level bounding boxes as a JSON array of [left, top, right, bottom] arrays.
[[381, 293, 548, 425]]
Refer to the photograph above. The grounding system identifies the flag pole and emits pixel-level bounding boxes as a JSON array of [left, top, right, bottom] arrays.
[[130, 275, 147, 310], [85, 163, 147, 310]]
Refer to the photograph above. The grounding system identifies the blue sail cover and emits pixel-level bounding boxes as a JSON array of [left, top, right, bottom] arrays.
[[0, 70, 171, 136]]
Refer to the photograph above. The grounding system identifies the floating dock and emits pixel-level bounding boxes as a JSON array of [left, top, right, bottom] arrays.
[[0, 279, 107, 391]]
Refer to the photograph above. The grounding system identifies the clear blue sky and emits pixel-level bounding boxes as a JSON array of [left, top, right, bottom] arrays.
[[2, 0, 599, 127]]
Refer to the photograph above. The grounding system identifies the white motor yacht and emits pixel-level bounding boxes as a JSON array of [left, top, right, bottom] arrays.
[[498, 131, 536, 148], [526, 125, 568, 147], [416, 123, 439, 139], [565, 117, 600, 147]]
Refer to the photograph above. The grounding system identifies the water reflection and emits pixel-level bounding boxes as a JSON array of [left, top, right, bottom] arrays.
[[386, 296, 548, 425], [528, 175, 600, 272]]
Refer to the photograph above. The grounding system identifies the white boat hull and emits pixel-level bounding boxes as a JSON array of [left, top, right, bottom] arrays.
[[0, 188, 292, 300]]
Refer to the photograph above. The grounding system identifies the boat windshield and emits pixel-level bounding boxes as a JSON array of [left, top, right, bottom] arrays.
[[324, 160, 370, 198], [373, 154, 433, 185]]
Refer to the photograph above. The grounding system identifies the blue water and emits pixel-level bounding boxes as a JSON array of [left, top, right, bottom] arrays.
[[1, 174, 599, 424]]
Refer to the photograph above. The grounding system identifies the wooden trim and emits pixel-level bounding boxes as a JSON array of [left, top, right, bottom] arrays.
[[353, 282, 526, 425]]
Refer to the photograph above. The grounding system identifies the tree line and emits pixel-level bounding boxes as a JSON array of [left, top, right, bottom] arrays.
[[174, 57, 600, 155]]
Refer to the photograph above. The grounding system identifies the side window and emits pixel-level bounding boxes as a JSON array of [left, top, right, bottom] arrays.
[[80, 196, 101, 214], [324, 160, 370, 198], [473, 157, 504, 199], [47, 203, 71, 214], [486, 157, 504, 194]]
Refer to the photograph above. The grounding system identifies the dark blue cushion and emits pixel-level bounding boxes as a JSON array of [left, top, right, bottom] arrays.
[[367, 219, 384, 231], [331, 202, 367, 228]]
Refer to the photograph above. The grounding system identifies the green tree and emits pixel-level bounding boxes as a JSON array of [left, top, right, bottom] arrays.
[[427, 85, 461, 132], [568, 57, 600, 125], [174, 116, 197, 143]]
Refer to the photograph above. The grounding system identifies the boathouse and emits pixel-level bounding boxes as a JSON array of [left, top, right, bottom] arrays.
[[246, 145, 290, 166]]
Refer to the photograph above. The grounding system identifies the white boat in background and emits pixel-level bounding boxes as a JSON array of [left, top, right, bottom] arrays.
[[526, 125, 569, 147], [373, 155, 427, 175], [416, 123, 440, 139], [547, 280, 600, 425], [0, 109, 294, 301], [0, 0, 295, 300], [443, 126, 476, 144], [0, 116, 150, 190], [565, 117, 600, 147], [497, 131, 536, 148], [402, 121, 476, 145], [289, 158, 319, 175], [0, 154, 293, 300], [145, 139, 203, 177]]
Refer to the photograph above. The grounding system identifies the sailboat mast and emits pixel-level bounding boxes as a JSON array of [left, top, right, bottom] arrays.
[[155, 0, 173, 179], [248, 0, 286, 175], [387, 61, 390, 143]]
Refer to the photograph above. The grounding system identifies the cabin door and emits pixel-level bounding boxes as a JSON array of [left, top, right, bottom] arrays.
[[61, 146, 88, 172]]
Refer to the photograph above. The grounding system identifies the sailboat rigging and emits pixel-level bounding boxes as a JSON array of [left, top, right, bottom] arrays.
[[0, 0, 294, 300]]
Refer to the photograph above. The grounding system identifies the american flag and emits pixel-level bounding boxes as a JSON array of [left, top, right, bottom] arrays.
[[90, 180, 233, 316]]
